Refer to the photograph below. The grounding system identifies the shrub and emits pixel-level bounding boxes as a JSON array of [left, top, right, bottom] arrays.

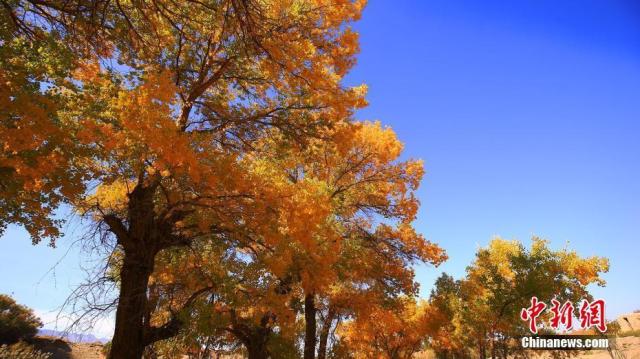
[[101, 341, 111, 357], [0, 294, 42, 345], [0, 342, 51, 359], [618, 329, 640, 338]]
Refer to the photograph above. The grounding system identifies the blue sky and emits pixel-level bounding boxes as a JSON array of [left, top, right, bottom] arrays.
[[1, 0, 639, 336], [346, 0, 640, 317]]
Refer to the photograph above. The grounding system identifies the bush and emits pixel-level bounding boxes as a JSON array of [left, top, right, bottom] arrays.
[[0, 342, 51, 359], [618, 329, 640, 338], [101, 341, 111, 357], [0, 294, 42, 345]]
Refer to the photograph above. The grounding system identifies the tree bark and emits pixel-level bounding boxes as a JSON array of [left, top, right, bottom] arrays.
[[246, 338, 269, 359], [304, 293, 317, 359], [107, 179, 190, 359], [108, 250, 154, 359], [317, 307, 336, 359], [478, 336, 486, 359], [230, 313, 273, 359], [239, 327, 270, 359], [491, 336, 496, 359]]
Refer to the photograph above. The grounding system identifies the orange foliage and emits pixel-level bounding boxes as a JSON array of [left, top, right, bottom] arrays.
[[339, 298, 431, 359]]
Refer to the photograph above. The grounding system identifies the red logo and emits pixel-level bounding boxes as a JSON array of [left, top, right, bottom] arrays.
[[521, 298, 607, 333], [520, 296, 547, 334], [550, 299, 574, 330], [578, 299, 607, 332]]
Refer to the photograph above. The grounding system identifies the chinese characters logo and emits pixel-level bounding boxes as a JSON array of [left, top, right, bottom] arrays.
[[520, 297, 607, 334]]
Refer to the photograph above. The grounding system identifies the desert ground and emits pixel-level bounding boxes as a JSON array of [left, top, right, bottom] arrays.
[[27, 313, 640, 359]]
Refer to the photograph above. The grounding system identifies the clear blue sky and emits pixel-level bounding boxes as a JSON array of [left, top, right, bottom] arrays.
[[0, 0, 638, 336], [346, 0, 640, 318]]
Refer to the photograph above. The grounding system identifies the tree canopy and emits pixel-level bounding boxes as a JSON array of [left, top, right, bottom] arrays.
[[3, 0, 441, 357], [0, 1, 611, 359], [0, 294, 43, 345], [427, 237, 609, 359]]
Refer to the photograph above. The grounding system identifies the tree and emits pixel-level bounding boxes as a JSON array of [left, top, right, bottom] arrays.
[[139, 121, 446, 358], [427, 237, 609, 359], [224, 121, 446, 358], [141, 232, 303, 358], [285, 122, 445, 359], [338, 297, 431, 359], [2, 0, 368, 357], [0, 294, 43, 345], [0, 7, 83, 244]]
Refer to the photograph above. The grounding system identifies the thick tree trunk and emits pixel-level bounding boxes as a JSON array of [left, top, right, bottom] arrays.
[[246, 339, 269, 359], [304, 293, 317, 359], [241, 328, 270, 359], [317, 307, 335, 359], [108, 250, 153, 359], [102, 176, 199, 358], [231, 313, 273, 359]]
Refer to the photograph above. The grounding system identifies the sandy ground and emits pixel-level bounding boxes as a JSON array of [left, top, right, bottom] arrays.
[[29, 336, 638, 359], [577, 312, 640, 359], [576, 336, 640, 359], [27, 313, 639, 358], [412, 336, 640, 359], [31, 337, 105, 359]]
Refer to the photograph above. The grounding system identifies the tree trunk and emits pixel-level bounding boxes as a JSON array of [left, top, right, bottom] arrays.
[[242, 329, 270, 359], [246, 340, 269, 359], [317, 307, 335, 359], [478, 337, 486, 359], [491, 339, 496, 359], [104, 177, 198, 358], [231, 313, 273, 359], [304, 293, 317, 359], [108, 250, 154, 359]]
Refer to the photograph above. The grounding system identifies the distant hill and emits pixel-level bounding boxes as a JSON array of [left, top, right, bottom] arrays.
[[617, 312, 640, 333], [38, 329, 110, 344]]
